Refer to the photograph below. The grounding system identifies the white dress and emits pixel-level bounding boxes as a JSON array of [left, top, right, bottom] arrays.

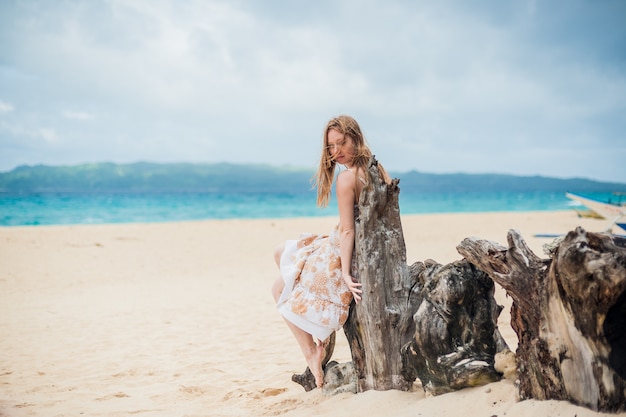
[[276, 225, 354, 341]]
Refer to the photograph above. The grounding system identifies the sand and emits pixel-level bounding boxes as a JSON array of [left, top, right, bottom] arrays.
[[0, 210, 623, 417]]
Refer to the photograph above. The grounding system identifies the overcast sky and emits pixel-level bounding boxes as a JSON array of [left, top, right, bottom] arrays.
[[1, 0, 625, 182]]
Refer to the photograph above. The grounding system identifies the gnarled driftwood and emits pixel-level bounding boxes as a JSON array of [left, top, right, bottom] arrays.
[[342, 157, 420, 392], [401, 258, 507, 395], [457, 228, 626, 412]]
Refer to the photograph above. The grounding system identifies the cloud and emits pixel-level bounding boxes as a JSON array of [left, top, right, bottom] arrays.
[[0, 100, 14, 113], [0, 121, 58, 144], [63, 111, 95, 121], [38, 128, 58, 143], [0, 0, 624, 182]]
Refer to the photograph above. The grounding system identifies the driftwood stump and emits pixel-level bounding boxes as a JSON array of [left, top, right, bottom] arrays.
[[342, 158, 420, 391], [457, 227, 626, 412], [400, 258, 507, 395]]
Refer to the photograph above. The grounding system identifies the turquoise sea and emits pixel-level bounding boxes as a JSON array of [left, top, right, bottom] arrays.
[[0, 190, 618, 226]]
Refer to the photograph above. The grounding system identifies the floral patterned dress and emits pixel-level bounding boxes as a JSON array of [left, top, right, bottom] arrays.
[[276, 225, 354, 341]]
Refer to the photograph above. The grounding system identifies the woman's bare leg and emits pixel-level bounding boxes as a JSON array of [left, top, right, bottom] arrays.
[[271, 276, 284, 303], [272, 243, 286, 302], [273, 280, 325, 387], [274, 243, 285, 267], [273, 242, 324, 387], [283, 319, 325, 388]]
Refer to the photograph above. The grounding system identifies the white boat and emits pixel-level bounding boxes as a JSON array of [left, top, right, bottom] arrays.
[[566, 192, 626, 233]]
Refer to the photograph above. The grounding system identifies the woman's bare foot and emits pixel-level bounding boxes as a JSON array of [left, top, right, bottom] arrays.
[[305, 343, 326, 388]]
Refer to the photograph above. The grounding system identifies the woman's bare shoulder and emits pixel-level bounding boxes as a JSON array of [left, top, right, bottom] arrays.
[[340, 167, 367, 184], [337, 169, 357, 185], [336, 169, 358, 195], [337, 168, 356, 180]]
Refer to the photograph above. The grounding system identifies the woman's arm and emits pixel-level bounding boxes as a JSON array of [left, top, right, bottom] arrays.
[[336, 170, 362, 303]]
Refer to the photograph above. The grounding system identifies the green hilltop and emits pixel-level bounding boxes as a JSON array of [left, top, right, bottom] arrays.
[[0, 162, 624, 194], [0, 162, 314, 193]]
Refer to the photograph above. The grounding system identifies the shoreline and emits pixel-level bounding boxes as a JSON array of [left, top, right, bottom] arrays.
[[0, 207, 595, 227], [1, 210, 621, 416]]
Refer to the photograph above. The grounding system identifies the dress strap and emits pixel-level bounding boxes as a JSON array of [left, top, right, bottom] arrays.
[[347, 168, 367, 184], [346, 168, 366, 208]]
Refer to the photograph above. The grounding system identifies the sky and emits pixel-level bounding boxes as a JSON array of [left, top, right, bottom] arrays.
[[0, 0, 625, 183]]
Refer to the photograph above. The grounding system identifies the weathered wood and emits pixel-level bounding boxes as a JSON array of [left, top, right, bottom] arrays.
[[342, 157, 421, 391], [400, 258, 506, 395], [457, 227, 626, 412], [322, 361, 357, 395]]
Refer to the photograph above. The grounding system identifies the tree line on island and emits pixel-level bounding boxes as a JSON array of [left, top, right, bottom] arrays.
[[0, 162, 624, 194]]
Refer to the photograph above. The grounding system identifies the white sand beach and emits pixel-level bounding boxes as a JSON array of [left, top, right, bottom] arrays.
[[0, 211, 623, 416]]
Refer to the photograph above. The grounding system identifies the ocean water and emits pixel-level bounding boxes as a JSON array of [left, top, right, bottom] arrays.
[[0, 190, 618, 227]]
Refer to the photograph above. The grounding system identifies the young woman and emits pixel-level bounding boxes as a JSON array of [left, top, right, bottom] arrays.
[[271, 115, 390, 388]]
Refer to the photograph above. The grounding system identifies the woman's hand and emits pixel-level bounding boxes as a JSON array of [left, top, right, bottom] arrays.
[[342, 272, 362, 303]]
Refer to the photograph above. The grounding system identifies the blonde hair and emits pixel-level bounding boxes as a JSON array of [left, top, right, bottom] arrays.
[[313, 115, 388, 207]]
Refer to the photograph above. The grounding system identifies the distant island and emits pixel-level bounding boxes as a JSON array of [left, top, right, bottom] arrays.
[[0, 162, 624, 194]]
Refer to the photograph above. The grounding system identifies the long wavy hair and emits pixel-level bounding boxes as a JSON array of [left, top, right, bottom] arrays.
[[313, 115, 388, 207]]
